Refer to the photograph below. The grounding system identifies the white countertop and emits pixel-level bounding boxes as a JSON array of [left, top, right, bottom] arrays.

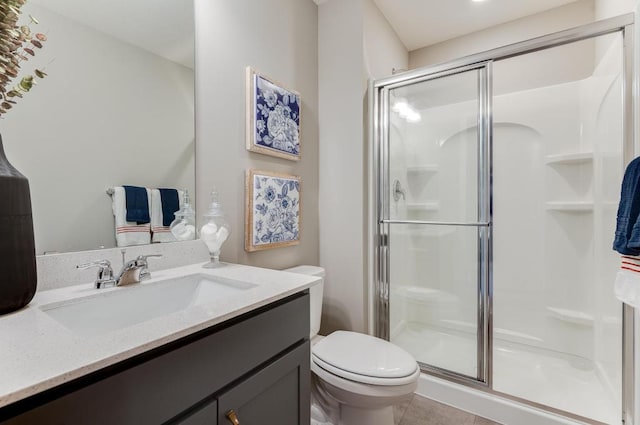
[[0, 262, 320, 408]]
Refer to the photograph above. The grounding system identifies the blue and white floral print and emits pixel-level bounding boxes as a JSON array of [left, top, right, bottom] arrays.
[[254, 74, 300, 156], [252, 173, 300, 246]]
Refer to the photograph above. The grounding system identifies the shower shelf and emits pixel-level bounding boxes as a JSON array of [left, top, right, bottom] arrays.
[[544, 152, 594, 165], [546, 307, 594, 326], [545, 201, 593, 212], [406, 202, 440, 211], [406, 165, 438, 176]]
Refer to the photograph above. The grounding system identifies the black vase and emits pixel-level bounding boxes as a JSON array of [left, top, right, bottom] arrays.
[[0, 134, 36, 314]]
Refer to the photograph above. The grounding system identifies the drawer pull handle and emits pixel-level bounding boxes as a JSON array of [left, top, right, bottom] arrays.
[[226, 410, 240, 425]]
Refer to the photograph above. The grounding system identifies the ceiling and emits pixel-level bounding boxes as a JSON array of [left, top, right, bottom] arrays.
[[372, 0, 581, 51], [30, 0, 194, 68], [30, 0, 583, 67]]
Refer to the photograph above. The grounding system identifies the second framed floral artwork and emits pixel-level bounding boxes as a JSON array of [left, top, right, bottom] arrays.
[[245, 169, 301, 252], [246, 67, 301, 161]]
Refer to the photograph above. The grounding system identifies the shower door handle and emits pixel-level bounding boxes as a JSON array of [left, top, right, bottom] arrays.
[[393, 179, 406, 201], [380, 219, 490, 227]]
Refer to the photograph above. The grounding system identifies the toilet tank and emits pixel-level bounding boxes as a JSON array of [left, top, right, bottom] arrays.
[[284, 265, 324, 338]]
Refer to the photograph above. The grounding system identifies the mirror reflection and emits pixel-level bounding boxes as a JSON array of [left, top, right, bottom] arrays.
[[2, 0, 195, 254]]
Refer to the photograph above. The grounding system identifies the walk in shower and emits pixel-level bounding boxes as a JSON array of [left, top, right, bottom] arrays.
[[373, 15, 634, 425]]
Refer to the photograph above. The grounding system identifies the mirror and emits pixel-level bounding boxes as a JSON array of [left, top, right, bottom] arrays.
[[2, 0, 195, 255]]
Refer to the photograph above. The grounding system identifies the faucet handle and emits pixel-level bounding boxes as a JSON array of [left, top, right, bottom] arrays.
[[77, 259, 111, 269], [76, 260, 116, 289], [136, 254, 163, 263]]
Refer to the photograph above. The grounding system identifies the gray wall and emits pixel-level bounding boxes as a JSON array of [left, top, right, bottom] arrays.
[[318, 0, 407, 334], [194, 0, 319, 270], [318, 0, 366, 334]]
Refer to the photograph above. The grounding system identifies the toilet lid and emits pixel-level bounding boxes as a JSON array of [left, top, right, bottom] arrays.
[[312, 331, 418, 383]]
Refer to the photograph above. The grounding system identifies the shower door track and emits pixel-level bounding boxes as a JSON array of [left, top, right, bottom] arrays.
[[372, 13, 636, 425]]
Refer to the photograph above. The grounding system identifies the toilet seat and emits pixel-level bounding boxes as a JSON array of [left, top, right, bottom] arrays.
[[311, 331, 419, 386]]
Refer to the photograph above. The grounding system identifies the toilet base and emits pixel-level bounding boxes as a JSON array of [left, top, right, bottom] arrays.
[[311, 372, 409, 425]]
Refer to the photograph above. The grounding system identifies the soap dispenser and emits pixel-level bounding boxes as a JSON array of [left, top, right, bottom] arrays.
[[200, 189, 231, 268], [169, 190, 196, 241]]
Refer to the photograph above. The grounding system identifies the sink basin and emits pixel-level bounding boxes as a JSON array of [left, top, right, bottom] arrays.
[[40, 274, 257, 337]]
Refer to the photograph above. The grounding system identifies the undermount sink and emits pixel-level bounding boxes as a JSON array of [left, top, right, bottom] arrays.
[[40, 274, 257, 337]]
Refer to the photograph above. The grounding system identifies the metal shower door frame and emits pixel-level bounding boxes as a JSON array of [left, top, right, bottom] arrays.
[[372, 13, 635, 424], [376, 61, 492, 385]]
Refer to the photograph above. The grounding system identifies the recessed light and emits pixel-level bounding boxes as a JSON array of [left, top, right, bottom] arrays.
[[472, 0, 488, 2]]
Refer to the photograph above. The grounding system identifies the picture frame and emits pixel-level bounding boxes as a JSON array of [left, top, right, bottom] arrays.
[[245, 169, 301, 252], [246, 67, 301, 161]]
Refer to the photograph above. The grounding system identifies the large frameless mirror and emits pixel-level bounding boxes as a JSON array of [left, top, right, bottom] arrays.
[[2, 0, 195, 254]]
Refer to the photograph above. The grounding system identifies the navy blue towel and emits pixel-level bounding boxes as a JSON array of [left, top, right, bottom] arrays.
[[614, 157, 640, 255], [158, 188, 180, 227], [123, 185, 150, 224]]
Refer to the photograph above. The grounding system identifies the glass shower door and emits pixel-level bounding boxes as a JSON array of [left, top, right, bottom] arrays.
[[381, 63, 490, 381], [490, 32, 624, 424]]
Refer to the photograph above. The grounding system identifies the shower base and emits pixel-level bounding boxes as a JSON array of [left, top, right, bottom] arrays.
[[392, 322, 619, 424]]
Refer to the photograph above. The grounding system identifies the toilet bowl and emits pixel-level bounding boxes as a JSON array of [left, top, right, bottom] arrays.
[[284, 266, 419, 425]]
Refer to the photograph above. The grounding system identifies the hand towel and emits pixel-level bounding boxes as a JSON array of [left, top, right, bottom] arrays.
[[615, 256, 640, 308], [123, 185, 151, 224], [112, 186, 151, 247], [613, 157, 640, 307], [150, 189, 183, 243], [159, 188, 180, 226]]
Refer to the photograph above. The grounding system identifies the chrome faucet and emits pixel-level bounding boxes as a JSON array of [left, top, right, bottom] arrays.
[[116, 254, 162, 286], [77, 254, 162, 288], [77, 260, 116, 289]]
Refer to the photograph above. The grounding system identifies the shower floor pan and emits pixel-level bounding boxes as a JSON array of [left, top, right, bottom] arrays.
[[392, 322, 619, 424]]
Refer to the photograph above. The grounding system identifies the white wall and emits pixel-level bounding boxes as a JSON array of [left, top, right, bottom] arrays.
[[595, 0, 636, 19], [194, 0, 319, 270], [2, 3, 194, 254], [409, 0, 595, 69]]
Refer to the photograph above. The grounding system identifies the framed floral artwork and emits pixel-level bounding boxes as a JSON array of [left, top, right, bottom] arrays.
[[246, 67, 301, 161], [245, 169, 301, 252]]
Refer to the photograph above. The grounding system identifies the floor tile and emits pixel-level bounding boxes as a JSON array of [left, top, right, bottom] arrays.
[[399, 395, 476, 425], [394, 395, 413, 425], [474, 416, 501, 425]]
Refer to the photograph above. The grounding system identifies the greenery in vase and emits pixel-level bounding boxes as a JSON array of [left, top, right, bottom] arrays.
[[0, 0, 46, 116]]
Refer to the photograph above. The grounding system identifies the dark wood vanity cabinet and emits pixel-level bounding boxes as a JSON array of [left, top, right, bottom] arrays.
[[0, 292, 310, 425], [177, 343, 308, 425]]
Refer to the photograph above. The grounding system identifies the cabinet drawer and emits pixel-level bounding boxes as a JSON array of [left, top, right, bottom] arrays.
[[1, 292, 309, 425], [218, 342, 310, 425]]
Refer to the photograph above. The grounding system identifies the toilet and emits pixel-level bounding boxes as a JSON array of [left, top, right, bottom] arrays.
[[285, 266, 420, 425]]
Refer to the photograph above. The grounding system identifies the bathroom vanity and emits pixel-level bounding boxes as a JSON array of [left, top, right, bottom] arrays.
[[0, 262, 317, 425]]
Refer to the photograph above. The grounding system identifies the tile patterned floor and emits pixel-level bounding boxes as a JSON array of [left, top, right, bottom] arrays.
[[394, 395, 501, 425]]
